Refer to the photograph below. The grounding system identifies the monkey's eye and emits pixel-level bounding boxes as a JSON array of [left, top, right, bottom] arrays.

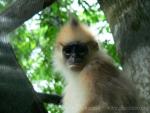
[[63, 42, 88, 58], [62, 45, 73, 59], [63, 46, 72, 54], [76, 45, 88, 56]]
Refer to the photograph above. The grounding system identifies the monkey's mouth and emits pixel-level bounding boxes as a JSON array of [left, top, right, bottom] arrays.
[[69, 64, 83, 71]]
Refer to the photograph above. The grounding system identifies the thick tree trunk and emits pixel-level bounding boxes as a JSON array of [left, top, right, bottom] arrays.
[[99, 0, 150, 112]]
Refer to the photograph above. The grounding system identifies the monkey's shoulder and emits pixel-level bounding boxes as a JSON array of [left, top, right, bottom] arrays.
[[84, 56, 119, 77]]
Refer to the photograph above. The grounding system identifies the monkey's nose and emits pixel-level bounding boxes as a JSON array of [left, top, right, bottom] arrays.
[[72, 53, 76, 57], [74, 58, 82, 64]]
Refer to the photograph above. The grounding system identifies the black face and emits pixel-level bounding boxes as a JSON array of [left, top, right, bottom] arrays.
[[62, 42, 89, 71]]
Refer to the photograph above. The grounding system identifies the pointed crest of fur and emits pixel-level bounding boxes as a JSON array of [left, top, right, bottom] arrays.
[[55, 19, 97, 47], [70, 17, 79, 28]]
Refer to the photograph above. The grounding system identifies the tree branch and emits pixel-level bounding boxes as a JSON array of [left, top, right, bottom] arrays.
[[0, 0, 56, 34], [37, 92, 62, 105]]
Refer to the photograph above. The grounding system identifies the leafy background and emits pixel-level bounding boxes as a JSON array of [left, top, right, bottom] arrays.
[[0, 0, 120, 113]]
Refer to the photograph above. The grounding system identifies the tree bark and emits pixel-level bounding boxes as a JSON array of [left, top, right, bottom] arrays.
[[0, 0, 61, 113], [0, 0, 55, 34], [99, 0, 150, 112]]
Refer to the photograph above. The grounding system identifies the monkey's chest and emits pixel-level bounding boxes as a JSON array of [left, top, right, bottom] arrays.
[[63, 84, 88, 113]]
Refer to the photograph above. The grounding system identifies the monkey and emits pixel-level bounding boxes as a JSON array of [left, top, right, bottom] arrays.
[[53, 18, 141, 113]]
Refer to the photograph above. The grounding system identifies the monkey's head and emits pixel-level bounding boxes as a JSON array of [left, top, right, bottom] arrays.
[[53, 19, 99, 73]]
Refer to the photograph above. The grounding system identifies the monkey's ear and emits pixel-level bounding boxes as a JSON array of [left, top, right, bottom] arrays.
[[88, 41, 99, 51], [70, 17, 79, 27], [59, 42, 64, 47], [55, 42, 64, 50]]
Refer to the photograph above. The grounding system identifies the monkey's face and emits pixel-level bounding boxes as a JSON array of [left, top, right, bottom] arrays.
[[54, 18, 99, 73], [62, 41, 89, 71]]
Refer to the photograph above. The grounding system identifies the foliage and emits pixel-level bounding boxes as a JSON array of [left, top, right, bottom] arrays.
[[102, 40, 120, 65], [8, 0, 120, 112]]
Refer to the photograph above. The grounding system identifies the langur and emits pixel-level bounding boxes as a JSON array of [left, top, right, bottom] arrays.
[[53, 18, 141, 113]]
